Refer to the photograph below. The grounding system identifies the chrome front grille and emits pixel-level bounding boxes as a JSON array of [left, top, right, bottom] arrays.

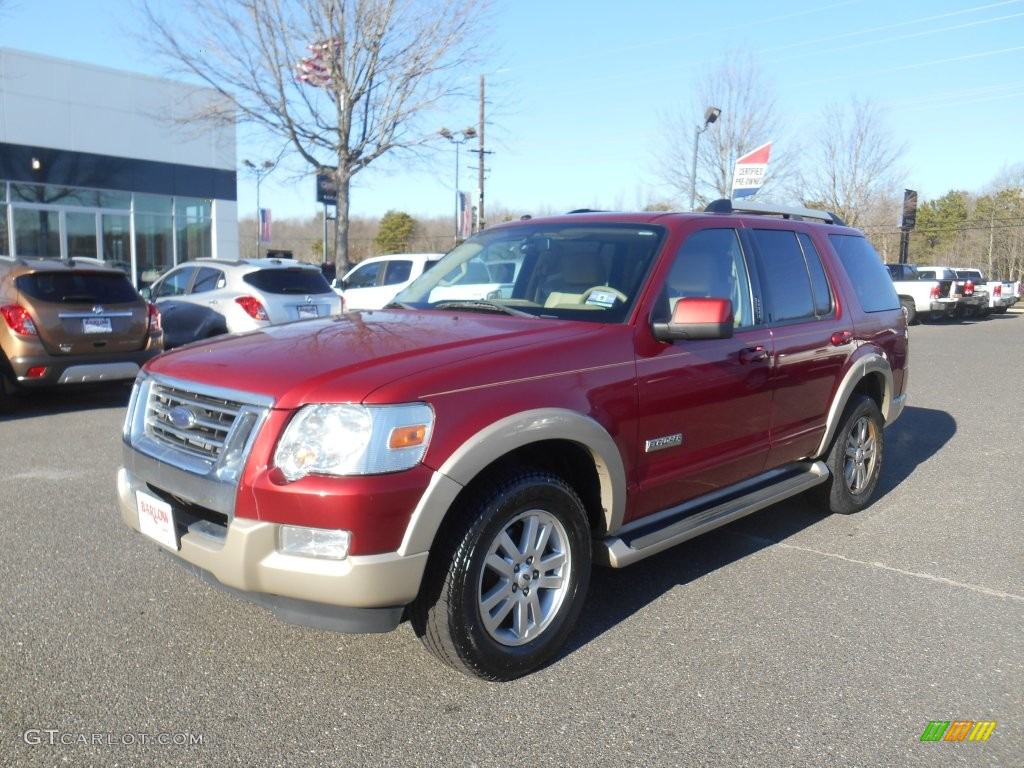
[[146, 382, 244, 462]]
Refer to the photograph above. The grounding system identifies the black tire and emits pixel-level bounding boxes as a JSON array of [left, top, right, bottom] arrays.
[[899, 298, 917, 325], [411, 468, 592, 681], [0, 361, 20, 414], [812, 395, 884, 515]]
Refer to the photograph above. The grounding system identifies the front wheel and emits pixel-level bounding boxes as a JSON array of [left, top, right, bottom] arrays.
[[812, 395, 885, 515], [412, 468, 592, 681]]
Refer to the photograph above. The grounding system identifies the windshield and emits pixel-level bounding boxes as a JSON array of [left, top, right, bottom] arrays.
[[393, 222, 665, 323]]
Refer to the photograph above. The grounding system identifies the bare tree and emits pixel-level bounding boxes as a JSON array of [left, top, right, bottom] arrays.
[[138, 0, 493, 265], [656, 55, 788, 209], [800, 96, 905, 228]]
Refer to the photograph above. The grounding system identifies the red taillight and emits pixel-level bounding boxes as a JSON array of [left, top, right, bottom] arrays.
[[929, 285, 940, 299], [0, 304, 38, 336], [26, 366, 47, 379], [147, 302, 162, 333], [235, 295, 269, 321], [964, 280, 974, 296]]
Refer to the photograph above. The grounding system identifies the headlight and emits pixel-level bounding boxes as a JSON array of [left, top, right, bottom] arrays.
[[273, 403, 433, 481]]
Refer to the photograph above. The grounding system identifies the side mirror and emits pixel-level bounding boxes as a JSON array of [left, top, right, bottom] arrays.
[[139, 286, 152, 300], [652, 297, 734, 341]]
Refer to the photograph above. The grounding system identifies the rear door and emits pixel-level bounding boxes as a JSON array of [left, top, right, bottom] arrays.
[[18, 270, 150, 354], [745, 226, 849, 466]]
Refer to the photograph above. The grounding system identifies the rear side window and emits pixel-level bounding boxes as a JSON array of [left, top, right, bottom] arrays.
[[16, 271, 141, 304], [827, 235, 900, 312], [191, 267, 226, 293], [750, 229, 831, 323], [382, 260, 413, 285], [243, 268, 332, 295]]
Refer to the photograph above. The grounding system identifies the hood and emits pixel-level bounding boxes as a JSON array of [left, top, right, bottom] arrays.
[[144, 309, 595, 408]]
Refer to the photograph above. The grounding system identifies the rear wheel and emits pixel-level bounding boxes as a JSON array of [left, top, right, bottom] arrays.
[[411, 468, 592, 681], [813, 395, 884, 515], [899, 298, 917, 325], [0, 361, 21, 414]]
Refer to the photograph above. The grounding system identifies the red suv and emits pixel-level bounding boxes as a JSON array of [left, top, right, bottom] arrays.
[[117, 201, 908, 680]]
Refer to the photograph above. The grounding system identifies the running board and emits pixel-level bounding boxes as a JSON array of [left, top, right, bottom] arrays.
[[596, 461, 829, 568]]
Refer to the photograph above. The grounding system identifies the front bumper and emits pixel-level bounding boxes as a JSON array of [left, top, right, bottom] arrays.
[[117, 465, 428, 634]]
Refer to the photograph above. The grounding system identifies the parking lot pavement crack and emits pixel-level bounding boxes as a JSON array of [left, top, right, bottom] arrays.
[[730, 533, 1024, 603]]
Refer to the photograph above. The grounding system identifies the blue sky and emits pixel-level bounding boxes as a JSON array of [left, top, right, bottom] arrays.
[[2, 0, 1023, 222]]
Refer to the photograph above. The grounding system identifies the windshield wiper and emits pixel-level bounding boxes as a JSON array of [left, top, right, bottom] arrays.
[[432, 301, 533, 317]]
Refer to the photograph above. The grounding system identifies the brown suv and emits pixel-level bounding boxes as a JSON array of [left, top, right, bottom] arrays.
[[1, 257, 163, 411]]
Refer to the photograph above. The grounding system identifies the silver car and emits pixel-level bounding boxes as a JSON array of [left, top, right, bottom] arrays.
[[147, 258, 341, 347]]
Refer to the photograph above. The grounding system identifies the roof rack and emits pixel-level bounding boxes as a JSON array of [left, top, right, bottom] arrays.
[[704, 198, 845, 225]]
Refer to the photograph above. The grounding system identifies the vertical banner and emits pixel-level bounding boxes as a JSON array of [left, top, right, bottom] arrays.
[[731, 142, 772, 200], [457, 192, 472, 239], [259, 208, 272, 243]]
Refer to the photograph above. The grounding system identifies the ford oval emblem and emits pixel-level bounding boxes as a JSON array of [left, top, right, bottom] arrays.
[[168, 405, 198, 430], [92, 305, 104, 314]]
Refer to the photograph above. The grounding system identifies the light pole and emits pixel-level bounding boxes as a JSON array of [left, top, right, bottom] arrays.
[[689, 106, 721, 211], [439, 127, 477, 243], [244, 159, 275, 257]]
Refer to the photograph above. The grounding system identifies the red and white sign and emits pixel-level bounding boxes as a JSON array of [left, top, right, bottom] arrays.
[[731, 142, 772, 200]]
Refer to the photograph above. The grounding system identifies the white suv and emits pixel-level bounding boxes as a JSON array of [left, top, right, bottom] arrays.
[[147, 258, 340, 346], [335, 253, 444, 311]]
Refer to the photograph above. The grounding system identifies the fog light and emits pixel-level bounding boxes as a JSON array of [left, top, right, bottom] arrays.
[[26, 366, 47, 378], [278, 525, 351, 560]]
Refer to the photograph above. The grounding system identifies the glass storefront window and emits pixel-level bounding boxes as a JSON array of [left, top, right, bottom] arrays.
[[176, 198, 213, 262], [13, 209, 61, 257], [103, 214, 131, 277], [135, 194, 173, 215], [66, 211, 99, 259], [136, 213, 173, 287], [0, 209, 8, 257]]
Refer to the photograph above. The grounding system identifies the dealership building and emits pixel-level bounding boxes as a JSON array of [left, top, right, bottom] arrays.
[[0, 48, 238, 286]]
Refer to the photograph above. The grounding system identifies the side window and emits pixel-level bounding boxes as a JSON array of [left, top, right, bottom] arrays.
[[661, 228, 754, 328], [191, 267, 224, 294], [827, 234, 900, 312], [346, 262, 382, 289], [382, 260, 413, 285], [798, 233, 833, 316], [750, 229, 816, 323], [151, 267, 195, 299]]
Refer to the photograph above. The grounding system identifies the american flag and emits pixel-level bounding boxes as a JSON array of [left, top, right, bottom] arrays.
[[458, 192, 472, 239], [259, 208, 272, 243]]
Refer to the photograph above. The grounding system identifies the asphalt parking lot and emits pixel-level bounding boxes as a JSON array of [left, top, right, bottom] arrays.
[[1, 313, 1021, 767]]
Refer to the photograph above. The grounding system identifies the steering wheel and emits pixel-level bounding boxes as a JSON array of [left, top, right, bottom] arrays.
[[581, 285, 628, 304]]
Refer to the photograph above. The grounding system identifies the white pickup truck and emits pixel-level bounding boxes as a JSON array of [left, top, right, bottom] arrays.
[[885, 263, 960, 323], [916, 266, 990, 319], [953, 268, 1018, 314]]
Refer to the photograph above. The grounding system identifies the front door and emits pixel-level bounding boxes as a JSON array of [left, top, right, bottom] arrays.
[[631, 227, 773, 523]]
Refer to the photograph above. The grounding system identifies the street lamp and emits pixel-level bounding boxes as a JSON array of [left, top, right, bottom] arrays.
[[689, 106, 721, 211], [243, 159, 275, 257], [439, 127, 477, 242]]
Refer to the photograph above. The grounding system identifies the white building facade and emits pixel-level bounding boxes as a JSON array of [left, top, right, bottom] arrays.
[[0, 48, 238, 287]]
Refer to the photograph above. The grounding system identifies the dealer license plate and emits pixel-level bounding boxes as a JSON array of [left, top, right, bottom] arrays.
[[137, 490, 179, 550], [82, 317, 112, 334], [297, 305, 318, 319]]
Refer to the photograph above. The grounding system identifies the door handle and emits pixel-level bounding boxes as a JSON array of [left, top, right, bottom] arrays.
[[739, 346, 769, 363]]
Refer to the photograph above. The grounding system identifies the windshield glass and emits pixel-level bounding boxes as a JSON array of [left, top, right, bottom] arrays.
[[393, 222, 665, 323]]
